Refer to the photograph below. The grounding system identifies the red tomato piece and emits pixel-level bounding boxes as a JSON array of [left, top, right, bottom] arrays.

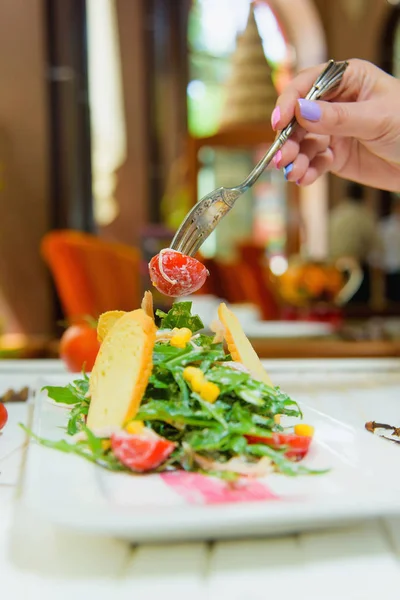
[[245, 432, 312, 461], [60, 324, 101, 373], [149, 249, 209, 297], [111, 431, 176, 472], [0, 403, 8, 431]]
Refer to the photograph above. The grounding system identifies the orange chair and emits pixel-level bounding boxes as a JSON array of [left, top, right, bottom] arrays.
[[41, 230, 142, 321], [194, 253, 281, 319]]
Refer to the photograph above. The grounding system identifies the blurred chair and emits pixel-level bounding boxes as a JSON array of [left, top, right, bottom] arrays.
[[197, 252, 281, 320], [194, 257, 249, 303], [41, 230, 142, 321]]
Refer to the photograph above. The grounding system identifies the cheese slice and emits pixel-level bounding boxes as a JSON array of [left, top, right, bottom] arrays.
[[87, 309, 156, 429], [218, 303, 273, 387], [96, 293, 155, 343], [141, 290, 155, 320], [97, 310, 126, 342]]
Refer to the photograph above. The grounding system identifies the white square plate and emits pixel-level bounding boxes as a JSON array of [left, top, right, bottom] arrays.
[[19, 374, 400, 542]]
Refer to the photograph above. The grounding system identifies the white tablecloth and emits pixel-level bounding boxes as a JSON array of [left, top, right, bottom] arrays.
[[1, 359, 400, 599]]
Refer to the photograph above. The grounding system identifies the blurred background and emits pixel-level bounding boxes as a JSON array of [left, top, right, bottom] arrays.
[[1, 0, 400, 362]]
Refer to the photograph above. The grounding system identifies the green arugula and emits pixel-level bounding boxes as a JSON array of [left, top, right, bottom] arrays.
[[156, 301, 204, 332], [27, 302, 327, 480], [42, 373, 90, 435], [20, 424, 126, 471]]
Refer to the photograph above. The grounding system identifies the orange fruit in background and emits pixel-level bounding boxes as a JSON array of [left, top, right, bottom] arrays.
[[302, 265, 327, 297], [277, 261, 346, 305], [59, 324, 101, 373], [0, 402, 8, 431], [279, 265, 303, 302], [325, 267, 344, 295]]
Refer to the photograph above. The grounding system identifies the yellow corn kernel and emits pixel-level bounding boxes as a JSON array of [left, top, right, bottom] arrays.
[[183, 366, 201, 383], [125, 420, 145, 435], [191, 372, 206, 393], [200, 381, 220, 403], [179, 327, 192, 340], [170, 336, 187, 348], [101, 439, 111, 451], [274, 414, 281, 425], [170, 327, 192, 348], [294, 423, 315, 437]]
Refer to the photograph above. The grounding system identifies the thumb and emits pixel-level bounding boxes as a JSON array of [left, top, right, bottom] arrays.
[[295, 98, 381, 140]]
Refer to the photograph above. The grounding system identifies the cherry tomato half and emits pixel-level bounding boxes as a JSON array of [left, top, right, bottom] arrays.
[[149, 249, 209, 297], [245, 432, 312, 461], [59, 324, 100, 373], [111, 431, 176, 472], [0, 403, 8, 431]]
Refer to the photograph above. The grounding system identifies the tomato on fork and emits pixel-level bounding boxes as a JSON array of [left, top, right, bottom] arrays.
[[149, 249, 209, 297]]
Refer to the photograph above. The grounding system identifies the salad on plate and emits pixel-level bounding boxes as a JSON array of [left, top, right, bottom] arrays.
[[26, 293, 323, 481]]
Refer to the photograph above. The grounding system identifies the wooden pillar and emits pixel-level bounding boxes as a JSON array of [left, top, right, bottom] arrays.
[[102, 0, 191, 245], [99, 0, 150, 247], [0, 0, 52, 334]]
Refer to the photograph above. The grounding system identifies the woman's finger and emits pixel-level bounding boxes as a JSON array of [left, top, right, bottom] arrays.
[[271, 59, 377, 132], [271, 64, 326, 130], [294, 98, 387, 141], [272, 128, 306, 168], [281, 135, 330, 181], [296, 149, 335, 186]]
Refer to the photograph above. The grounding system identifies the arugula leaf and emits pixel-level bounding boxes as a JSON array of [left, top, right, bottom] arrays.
[[41, 376, 92, 435], [171, 369, 190, 403], [137, 400, 213, 428], [192, 335, 220, 349], [83, 425, 104, 457], [246, 443, 328, 476], [148, 374, 169, 389], [152, 344, 190, 364], [206, 367, 249, 390], [165, 348, 226, 368], [195, 395, 228, 429], [156, 302, 204, 332], [42, 385, 81, 405], [67, 400, 89, 435], [73, 375, 90, 396], [42, 375, 90, 406], [20, 424, 127, 472]]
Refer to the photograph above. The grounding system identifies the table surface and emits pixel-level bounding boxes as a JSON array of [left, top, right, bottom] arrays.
[[251, 337, 400, 358], [251, 316, 400, 358], [1, 359, 400, 599]]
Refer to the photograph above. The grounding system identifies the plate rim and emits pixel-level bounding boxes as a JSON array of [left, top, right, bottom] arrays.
[[18, 378, 400, 542]]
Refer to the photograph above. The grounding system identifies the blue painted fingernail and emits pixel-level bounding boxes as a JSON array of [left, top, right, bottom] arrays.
[[298, 99, 321, 122], [283, 163, 293, 180]]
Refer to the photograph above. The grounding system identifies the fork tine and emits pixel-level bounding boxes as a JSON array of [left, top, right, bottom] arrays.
[[170, 188, 234, 255], [184, 231, 204, 257], [173, 220, 199, 254], [170, 203, 202, 251]]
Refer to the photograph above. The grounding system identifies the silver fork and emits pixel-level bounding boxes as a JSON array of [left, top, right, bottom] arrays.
[[170, 59, 348, 257]]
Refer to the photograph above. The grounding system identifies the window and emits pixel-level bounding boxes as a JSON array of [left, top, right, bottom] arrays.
[[187, 0, 292, 137]]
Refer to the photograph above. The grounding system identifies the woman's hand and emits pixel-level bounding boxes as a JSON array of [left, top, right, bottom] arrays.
[[271, 59, 400, 191]]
